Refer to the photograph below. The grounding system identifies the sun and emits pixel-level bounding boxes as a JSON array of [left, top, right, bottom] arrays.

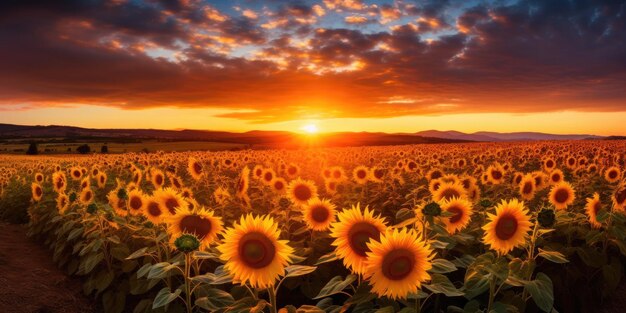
[[302, 124, 319, 134]]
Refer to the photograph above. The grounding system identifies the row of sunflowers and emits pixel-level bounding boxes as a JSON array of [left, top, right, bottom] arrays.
[[1, 140, 626, 312]]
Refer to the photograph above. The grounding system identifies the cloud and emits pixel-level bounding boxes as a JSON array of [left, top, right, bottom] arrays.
[[0, 0, 625, 123]]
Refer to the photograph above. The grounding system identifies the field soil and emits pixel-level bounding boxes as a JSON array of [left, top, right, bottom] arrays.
[[0, 222, 96, 313]]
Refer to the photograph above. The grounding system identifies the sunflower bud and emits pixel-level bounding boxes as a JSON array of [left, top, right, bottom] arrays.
[[175, 234, 201, 253], [86, 203, 98, 214], [117, 188, 128, 200], [537, 208, 555, 228], [105, 211, 114, 221], [480, 199, 492, 208], [422, 202, 441, 216], [69, 192, 78, 203]]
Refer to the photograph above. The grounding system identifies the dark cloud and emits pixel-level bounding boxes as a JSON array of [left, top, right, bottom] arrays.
[[0, 0, 625, 122]]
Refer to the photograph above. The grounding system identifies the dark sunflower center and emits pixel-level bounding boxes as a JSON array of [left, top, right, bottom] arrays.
[[117, 199, 127, 211], [310, 205, 330, 223], [491, 170, 502, 180], [288, 167, 297, 175], [554, 189, 569, 203], [155, 175, 163, 185], [440, 188, 460, 201], [374, 170, 384, 179], [546, 160, 554, 168], [274, 181, 284, 190], [568, 158, 575, 165], [84, 191, 92, 201], [56, 180, 64, 189], [35, 187, 42, 197], [448, 206, 464, 224], [130, 196, 143, 211], [495, 214, 518, 240], [609, 171, 617, 179], [333, 171, 341, 179], [515, 176, 523, 185], [552, 174, 561, 182], [165, 198, 179, 214], [293, 185, 312, 201], [381, 248, 415, 281], [193, 162, 202, 174], [238, 232, 276, 269], [357, 170, 367, 179], [431, 171, 442, 180], [148, 202, 161, 217], [348, 222, 380, 257], [180, 215, 212, 239], [522, 182, 533, 194], [264, 172, 273, 181]]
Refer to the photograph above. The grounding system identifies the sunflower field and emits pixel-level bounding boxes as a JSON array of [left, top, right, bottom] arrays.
[[1, 140, 626, 313]]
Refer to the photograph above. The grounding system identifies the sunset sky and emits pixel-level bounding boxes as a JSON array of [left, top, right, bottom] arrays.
[[1, 0, 625, 135]]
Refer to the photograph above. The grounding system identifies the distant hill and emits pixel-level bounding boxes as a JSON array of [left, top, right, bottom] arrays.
[[0, 123, 467, 149], [415, 130, 604, 142], [0, 123, 609, 152]]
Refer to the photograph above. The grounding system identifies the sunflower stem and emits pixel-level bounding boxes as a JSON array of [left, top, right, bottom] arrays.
[[268, 287, 278, 313], [184, 252, 193, 313], [487, 274, 496, 313]]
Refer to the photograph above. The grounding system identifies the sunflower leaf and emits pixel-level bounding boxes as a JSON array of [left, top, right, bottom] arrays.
[[524, 272, 554, 312], [314, 274, 357, 299], [284, 265, 317, 278]]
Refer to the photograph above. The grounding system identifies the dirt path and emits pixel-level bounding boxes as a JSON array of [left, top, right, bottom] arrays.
[[0, 222, 96, 313]]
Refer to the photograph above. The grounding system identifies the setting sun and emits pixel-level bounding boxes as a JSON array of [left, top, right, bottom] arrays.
[[302, 124, 319, 134]]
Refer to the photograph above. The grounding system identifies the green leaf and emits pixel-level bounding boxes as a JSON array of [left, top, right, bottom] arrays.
[[284, 265, 317, 278], [193, 251, 220, 260], [430, 258, 458, 274], [524, 273, 554, 312], [147, 262, 180, 279], [537, 249, 568, 264], [315, 251, 338, 265], [126, 247, 149, 260], [79, 252, 104, 274], [424, 273, 464, 297], [195, 289, 235, 311], [152, 287, 181, 309], [314, 274, 357, 299], [68, 227, 84, 241]]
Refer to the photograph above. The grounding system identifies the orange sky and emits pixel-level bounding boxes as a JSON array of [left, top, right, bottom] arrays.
[[1, 0, 625, 135]]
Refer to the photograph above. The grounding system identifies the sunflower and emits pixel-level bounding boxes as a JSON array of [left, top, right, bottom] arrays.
[[188, 157, 204, 180], [329, 204, 387, 274], [80, 188, 94, 204], [155, 188, 188, 215], [166, 206, 223, 249], [218, 214, 293, 289], [213, 187, 231, 205], [168, 173, 184, 190], [80, 177, 91, 190], [548, 182, 576, 210], [426, 168, 444, 181], [353, 166, 370, 184], [151, 169, 165, 189], [330, 166, 346, 182], [31, 182, 43, 202], [285, 163, 300, 179], [303, 198, 337, 231], [252, 165, 264, 180], [432, 181, 466, 202], [127, 190, 146, 216], [132, 169, 142, 185], [543, 158, 557, 172], [467, 185, 481, 203], [52, 172, 67, 193], [482, 199, 532, 255], [261, 168, 276, 185], [108, 189, 128, 217], [369, 167, 386, 183], [56, 193, 69, 214], [548, 169, 564, 185], [518, 174, 536, 200], [35, 173, 44, 184], [487, 163, 505, 184], [363, 228, 433, 300], [236, 166, 250, 199], [287, 178, 318, 206], [604, 167, 621, 183], [144, 196, 167, 224], [271, 177, 287, 194], [70, 167, 83, 180], [585, 193, 603, 229], [612, 182, 626, 211], [96, 172, 107, 189], [439, 197, 473, 234]]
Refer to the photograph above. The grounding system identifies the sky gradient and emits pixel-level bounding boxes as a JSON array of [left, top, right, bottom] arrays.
[[1, 0, 625, 134]]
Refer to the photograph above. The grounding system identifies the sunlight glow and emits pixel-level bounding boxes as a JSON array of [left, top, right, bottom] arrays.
[[302, 124, 319, 134]]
